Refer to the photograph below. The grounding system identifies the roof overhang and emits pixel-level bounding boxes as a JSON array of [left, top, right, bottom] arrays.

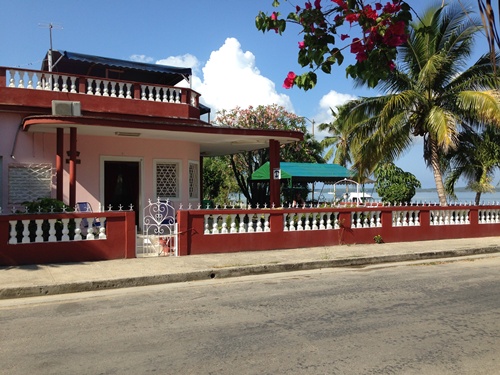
[[22, 115, 303, 156], [43, 50, 192, 86]]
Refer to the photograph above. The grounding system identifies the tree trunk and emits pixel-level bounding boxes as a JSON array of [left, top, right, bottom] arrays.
[[475, 192, 481, 205], [429, 138, 448, 206]]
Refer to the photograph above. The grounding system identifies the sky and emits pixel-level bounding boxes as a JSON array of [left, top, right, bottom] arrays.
[[1, 0, 491, 188]]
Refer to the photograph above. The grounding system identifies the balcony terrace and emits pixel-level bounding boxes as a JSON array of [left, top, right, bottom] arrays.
[[0, 66, 204, 121]]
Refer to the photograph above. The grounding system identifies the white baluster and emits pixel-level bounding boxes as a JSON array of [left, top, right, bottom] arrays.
[[8, 69, 16, 87], [53, 74, 60, 91], [98, 222, 106, 239], [61, 218, 70, 241], [175, 88, 181, 103], [21, 220, 30, 243], [9, 220, 18, 244], [87, 79, 95, 95], [326, 213, 333, 229], [248, 215, 255, 233], [70, 76, 77, 93], [204, 215, 211, 234], [148, 86, 154, 101], [35, 73, 43, 89], [126, 84, 132, 99], [118, 83, 125, 98], [17, 71, 25, 88], [110, 82, 117, 97], [239, 220, 246, 233], [27, 71, 34, 89], [155, 86, 161, 102], [212, 218, 219, 234], [35, 219, 44, 242], [48, 219, 57, 242], [61, 75, 69, 92], [44, 75, 52, 90], [102, 80, 109, 96], [264, 214, 270, 232], [74, 218, 83, 240], [86, 227, 95, 240], [94, 79, 102, 95], [230, 214, 237, 233]]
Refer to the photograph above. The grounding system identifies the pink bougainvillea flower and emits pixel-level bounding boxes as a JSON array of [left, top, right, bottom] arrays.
[[350, 38, 365, 53], [298, 41, 306, 49], [340, 34, 350, 41], [375, 2, 383, 10], [305, 1, 312, 10], [383, 1, 401, 14], [388, 60, 396, 71], [355, 51, 368, 62], [283, 71, 297, 89], [363, 5, 378, 20], [314, 0, 321, 9], [270, 12, 278, 20], [345, 12, 360, 24], [332, 0, 347, 10], [296, 5, 301, 12]]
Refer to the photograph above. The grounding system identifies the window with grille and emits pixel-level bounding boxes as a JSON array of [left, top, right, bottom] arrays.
[[189, 162, 199, 199], [155, 161, 180, 199], [8, 163, 52, 204]]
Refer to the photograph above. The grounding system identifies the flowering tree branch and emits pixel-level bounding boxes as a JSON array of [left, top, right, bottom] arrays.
[[256, 0, 412, 89]]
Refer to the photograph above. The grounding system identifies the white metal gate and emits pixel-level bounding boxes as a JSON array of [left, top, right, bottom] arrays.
[[140, 198, 177, 256]]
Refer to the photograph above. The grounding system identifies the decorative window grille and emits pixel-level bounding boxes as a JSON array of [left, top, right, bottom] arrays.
[[8, 163, 52, 204], [155, 161, 179, 199], [189, 162, 199, 199]]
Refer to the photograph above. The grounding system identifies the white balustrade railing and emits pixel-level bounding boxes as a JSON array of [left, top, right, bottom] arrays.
[[8, 69, 79, 93], [430, 209, 470, 225], [204, 213, 270, 234], [351, 211, 382, 228], [392, 210, 420, 226], [140, 85, 182, 103], [5, 68, 193, 107], [283, 211, 341, 231], [8, 217, 106, 244], [478, 209, 500, 224]]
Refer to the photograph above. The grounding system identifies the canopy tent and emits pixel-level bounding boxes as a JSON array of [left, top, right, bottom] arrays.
[[251, 162, 352, 183]]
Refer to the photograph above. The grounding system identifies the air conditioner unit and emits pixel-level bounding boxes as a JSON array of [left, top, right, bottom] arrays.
[[52, 101, 81, 116]]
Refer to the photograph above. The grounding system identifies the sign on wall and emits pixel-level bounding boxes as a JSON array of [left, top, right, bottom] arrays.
[[273, 168, 281, 180]]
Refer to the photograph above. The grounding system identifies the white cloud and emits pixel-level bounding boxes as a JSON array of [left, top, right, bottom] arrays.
[[156, 38, 293, 115], [156, 54, 200, 73], [129, 54, 154, 63], [310, 90, 357, 140]]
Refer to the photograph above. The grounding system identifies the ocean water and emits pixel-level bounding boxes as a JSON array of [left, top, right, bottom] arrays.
[[373, 190, 500, 204], [313, 186, 500, 204]]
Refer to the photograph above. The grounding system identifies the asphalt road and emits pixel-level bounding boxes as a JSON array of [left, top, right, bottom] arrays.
[[1, 255, 500, 375]]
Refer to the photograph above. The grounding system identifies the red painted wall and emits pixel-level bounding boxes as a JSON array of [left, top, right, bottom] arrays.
[[0, 211, 135, 266], [177, 206, 500, 255]]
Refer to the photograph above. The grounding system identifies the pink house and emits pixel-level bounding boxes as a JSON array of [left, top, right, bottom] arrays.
[[0, 50, 303, 222], [3, 50, 499, 266]]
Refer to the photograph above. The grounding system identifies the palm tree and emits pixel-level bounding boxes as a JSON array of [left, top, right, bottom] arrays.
[[317, 107, 352, 166], [336, 3, 500, 205], [444, 126, 500, 204]]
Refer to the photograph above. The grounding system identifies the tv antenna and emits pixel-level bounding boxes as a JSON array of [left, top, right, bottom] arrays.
[[39, 22, 63, 72]]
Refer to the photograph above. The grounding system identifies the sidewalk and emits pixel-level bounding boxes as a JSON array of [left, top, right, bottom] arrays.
[[1, 237, 500, 299]]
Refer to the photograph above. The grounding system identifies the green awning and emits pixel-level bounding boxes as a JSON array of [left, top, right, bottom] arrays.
[[251, 162, 352, 183]]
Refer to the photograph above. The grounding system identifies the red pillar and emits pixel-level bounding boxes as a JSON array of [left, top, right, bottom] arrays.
[[69, 128, 77, 208], [269, 139, 281, 207], [56, 128, 64, 202]]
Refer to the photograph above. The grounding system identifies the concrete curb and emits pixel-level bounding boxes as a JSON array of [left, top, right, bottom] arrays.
[[1, 247, 499, 300]]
